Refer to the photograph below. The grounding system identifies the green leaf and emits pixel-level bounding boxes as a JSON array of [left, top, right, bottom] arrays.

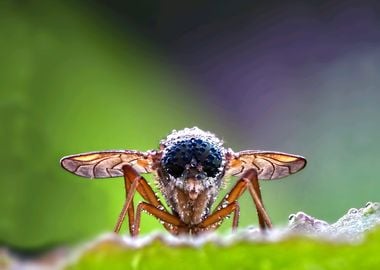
[[2, 202, 380, 269], [64, 228, 380, 270], [63, 202, 380, 270]]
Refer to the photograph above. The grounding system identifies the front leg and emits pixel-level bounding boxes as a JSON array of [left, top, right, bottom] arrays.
[[133, 202, 185, 237], [196, 201, 240, 232], [244, 169, 272, 229], [210, 169, 272, 231], [114, 164, 174, 235]]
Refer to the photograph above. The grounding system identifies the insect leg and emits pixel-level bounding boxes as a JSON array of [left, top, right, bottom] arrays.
[[119, 165, 135, 235], [133, 202, 184, 237], [115, 164, 175, 235], [243, 169, 272, 229], [197, 201, 240, 232], [210, 169, 272, 231], [114, 168, 141, 233], [208, 175, 252, 231]]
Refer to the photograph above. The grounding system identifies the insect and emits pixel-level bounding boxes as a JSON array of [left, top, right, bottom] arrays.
[[60, 127, 306, 236]]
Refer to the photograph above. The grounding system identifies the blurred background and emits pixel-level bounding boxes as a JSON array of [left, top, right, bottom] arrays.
[[1, 0, 380, 252]]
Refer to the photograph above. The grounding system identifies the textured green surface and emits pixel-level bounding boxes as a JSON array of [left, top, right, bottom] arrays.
[[65, 204, 380, 270], [65, 228, 380, 270], [2, 204, 379, 269]]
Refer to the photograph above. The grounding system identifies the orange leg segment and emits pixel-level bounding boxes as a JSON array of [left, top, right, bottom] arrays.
[[133, 202, 184, 236], [198, 201, 240, 232], [114, 165, 181, 235], [208, 168, 272, 231], [115, 165, 272, 236]]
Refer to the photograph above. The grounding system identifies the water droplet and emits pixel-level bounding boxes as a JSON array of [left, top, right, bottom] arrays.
[[348, 208, 358, 214]]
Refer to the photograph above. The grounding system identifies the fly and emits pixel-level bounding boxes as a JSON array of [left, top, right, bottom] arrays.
[[60, 127, 306, 236]]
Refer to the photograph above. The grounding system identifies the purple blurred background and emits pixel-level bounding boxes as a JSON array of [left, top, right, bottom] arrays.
[[114, 0, 380, 221]]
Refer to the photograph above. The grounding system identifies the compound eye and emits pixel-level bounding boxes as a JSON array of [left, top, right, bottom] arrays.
[[162, 142, 192, 178], [165, 163, 184, 178], [203, 163, 219, 177], [202, 152, 222, 177], [203, 166, 214, 177], [191, 141, 223, 178]]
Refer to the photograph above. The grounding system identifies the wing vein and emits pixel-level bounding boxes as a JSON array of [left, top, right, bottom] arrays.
[[259, 157, 276, 179]]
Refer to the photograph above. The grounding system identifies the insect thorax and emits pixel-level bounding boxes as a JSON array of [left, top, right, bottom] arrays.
[[157, 127, 227, 224]]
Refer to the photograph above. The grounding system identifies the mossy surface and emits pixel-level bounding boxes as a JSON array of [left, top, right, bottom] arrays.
[[65, 228, 380, 270], [3, 202, 379, 270]]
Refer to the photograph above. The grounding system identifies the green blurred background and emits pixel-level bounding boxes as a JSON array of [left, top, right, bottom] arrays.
[[1, 1, 380, 251]]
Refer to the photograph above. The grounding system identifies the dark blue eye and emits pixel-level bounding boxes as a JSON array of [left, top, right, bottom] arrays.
[[202, 151, 222, 177], [162, 141, 192, 178], [162, 138, 222, 178]]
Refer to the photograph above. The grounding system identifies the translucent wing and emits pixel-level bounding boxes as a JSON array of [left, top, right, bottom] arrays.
[[60, 150, 156, 179], [226, 150, 306, 180]]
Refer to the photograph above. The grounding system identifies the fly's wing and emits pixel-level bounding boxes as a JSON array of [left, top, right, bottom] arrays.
[[60, 150, 156, 179], [226, 150, 306, 180]]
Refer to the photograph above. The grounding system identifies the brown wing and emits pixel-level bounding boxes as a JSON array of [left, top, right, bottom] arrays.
[[226, 150, 306, 180], [60, 150, 156, 179]]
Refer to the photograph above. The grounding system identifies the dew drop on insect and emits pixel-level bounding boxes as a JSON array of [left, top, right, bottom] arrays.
[[221, 201, 228, 209]]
